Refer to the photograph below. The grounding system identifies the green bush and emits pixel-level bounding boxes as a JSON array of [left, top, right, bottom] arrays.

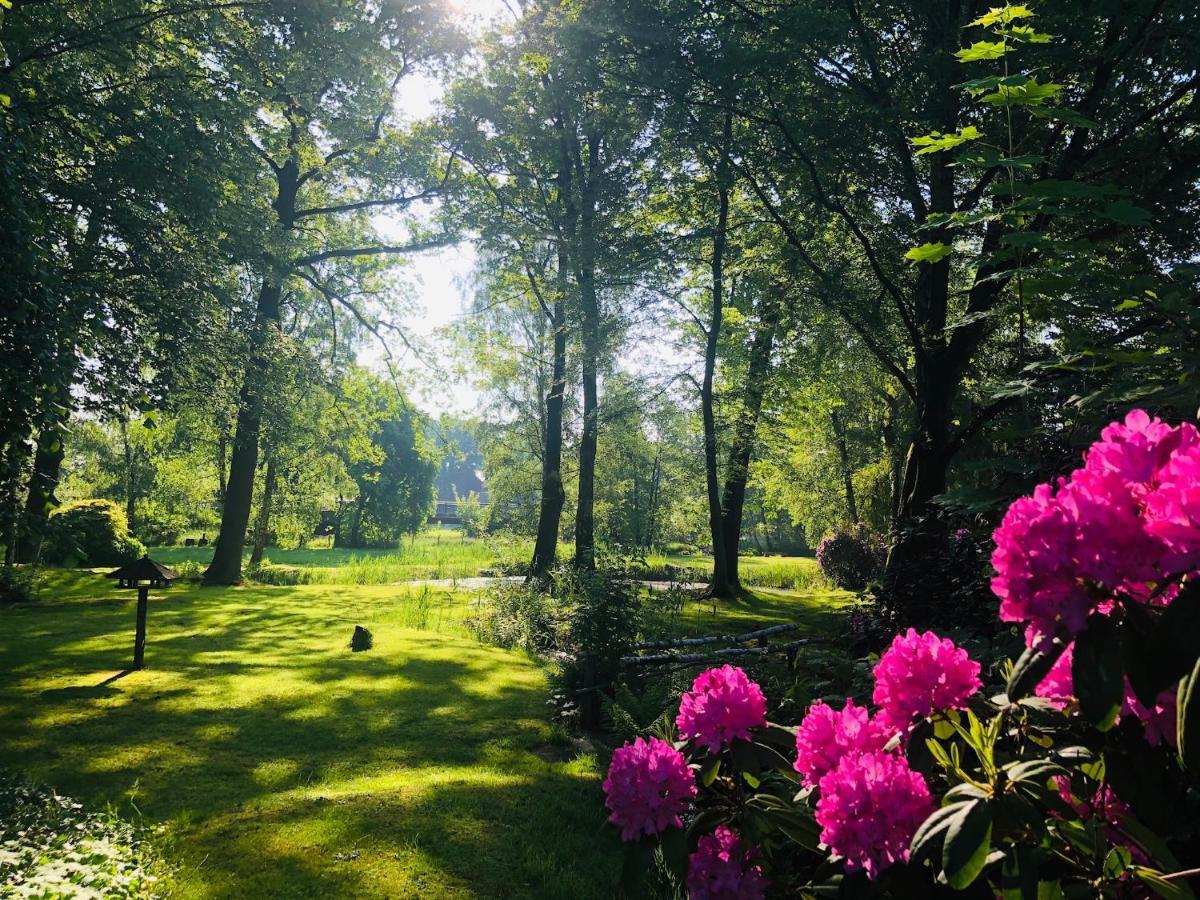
[[815, 526, 886, 592], [0, 566, 37, 604], [43, 499, 145, 568]]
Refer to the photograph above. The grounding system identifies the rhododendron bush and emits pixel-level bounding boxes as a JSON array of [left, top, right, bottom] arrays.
[[603, 412, 1200, 897]]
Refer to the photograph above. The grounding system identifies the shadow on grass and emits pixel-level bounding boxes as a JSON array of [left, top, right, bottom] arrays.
[[0, 585, 620, 898]]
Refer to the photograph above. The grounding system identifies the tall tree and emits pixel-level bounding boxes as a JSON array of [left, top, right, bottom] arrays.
[[202, 0, 460, 583]]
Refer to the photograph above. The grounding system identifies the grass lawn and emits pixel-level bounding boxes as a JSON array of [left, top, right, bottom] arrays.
[[0, 565, 850, 897], [147, 526, 828, 593], [642, 585, 853, 640], [0, 575, 622, 898], [150, 526, 524, 584]]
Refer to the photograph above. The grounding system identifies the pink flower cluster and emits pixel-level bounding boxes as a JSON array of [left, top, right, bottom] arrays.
[[686, 825, 768, 900], [814, 751, 934, 880], [793, 630, 977, 878], [677, 665, 767, 753], [1035, 643, 1178, 746], [872, 628, 982, 727], [793, 699, 891, 787], [602, 736, 696, 841], [992, 410, 1200, 648]]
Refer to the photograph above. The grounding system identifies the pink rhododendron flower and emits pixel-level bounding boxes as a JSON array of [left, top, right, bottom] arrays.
[[1124, 688, 1178, 748], [991, 483, 1094, 646], [1053, 775, 1132, 825], [686, 825, 768, 900], [1035, 643, 1075, 709], [1144, 440, 1200, 573], [815, 751, 934, 880], [602, 736, 696, 841], [1083, 409, 1190, 491], [1058, 468, 1164, 597], [676, 665, 767, 752], [993, 411, 1200, 647], [793, 699, 893, 787], [872, 629, 981, 726]]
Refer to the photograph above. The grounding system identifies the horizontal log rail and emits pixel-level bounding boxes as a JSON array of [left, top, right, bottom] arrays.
[[622, 636, 829, 667], [632, 622, 801, 652]]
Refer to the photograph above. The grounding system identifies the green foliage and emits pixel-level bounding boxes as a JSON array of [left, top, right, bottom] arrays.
[[456, 490, 488, 538], [0, 771, 164, 898], [0, 565, 37, 604], [43, 499, 144, 568]]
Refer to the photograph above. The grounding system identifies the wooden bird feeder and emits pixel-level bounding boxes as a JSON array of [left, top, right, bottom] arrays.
[[106, 556, 178, 670]]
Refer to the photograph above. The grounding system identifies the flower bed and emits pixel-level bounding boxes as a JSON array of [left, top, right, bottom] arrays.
[[602, 410, 1200, 897]]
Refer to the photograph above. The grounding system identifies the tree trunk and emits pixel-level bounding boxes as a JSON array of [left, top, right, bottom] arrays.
[[529, 244, 571, 578], [204, 159, 298, 585], [645, 448, 661, 550], [249, 453, 277, 566], [573, 130, 601, 571], [831, 407, 859, 525], [15, 414, 67, 565], [216, 430, 228, 510], [1, 440, 30, 570], [703, 112, 734, 598], [719, 299, 779, 588]]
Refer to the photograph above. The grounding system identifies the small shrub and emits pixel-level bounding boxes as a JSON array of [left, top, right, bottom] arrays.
[[469, 579, 563, 654], [170, 559, 204, 582], [43, 499, 145, 568], [814, 526, 885, 591], [0, 565, 37, 603]]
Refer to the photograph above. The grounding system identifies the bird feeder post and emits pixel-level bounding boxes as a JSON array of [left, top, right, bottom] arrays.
[[133, 584, 149, 669], [105, 556, 178, 671]]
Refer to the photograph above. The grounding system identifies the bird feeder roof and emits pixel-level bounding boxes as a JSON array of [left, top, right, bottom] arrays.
[[106, 556, 179, 583]]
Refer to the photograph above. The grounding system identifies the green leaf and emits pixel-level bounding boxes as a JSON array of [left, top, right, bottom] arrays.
[[1103, 200, 1151, 226], [999, 24, 1052, 43], [701, 755, 721, 787], [1122, 589, 1200, 706], [1000, 844, 1040, 900], [1028, 106, 1101, 130], [979, 78, 1063, 108], [1103, 846, 1133, 880], [1007, 641, 1065, 701], [942, 799, 994, 889], [1073, 617, 1125, 731], [1005, 758, 1066, 786], [0, 93, 10, 108], [905, 242, 953, 264], [970, 5, 1035, 27], [956, 40, 1010, 62], [912, 126, 984, 155], [1115, 299, 1143, 311], [910, 803, 967, 863], [1129, 866, 1196, 900], [1179, 654, 1200, 773]]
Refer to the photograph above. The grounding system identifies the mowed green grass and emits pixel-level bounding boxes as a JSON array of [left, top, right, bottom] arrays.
[[149, 526, 827, 592], [151, 527, 520, 584], [639, 551, 828, 592], [0, 576, 622, 898]]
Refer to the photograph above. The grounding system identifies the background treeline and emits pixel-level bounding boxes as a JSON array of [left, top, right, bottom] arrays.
[[2, 0, 1198, 622]]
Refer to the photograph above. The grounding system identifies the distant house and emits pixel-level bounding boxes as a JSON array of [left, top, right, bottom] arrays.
[[432, 425, 488, 524]]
